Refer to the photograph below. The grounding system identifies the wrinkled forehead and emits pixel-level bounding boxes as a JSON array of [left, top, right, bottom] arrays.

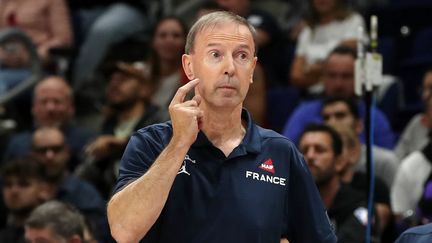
[[194, 21, 255, 52]]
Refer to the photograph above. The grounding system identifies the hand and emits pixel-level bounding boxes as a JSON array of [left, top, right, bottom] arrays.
[[85, 135, 128, 161], [169, 79, 203, 147]]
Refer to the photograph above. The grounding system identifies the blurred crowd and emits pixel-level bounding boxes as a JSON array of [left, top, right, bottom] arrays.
[[0, 0, 432, 242]]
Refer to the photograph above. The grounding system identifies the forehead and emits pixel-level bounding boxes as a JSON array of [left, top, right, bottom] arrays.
[[326, 54, 354, 70], [323, 102, 350, 113], [300, 132, 332, 147], [195, 22, 254, 50], [34, 129, 64, 144], [156, 19, 184, 32]]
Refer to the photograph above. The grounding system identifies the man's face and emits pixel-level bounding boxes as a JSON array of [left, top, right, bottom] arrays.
[[3, 177, 44, 212], [313, 0, 337, 15], [322, 101, 358, 130], [32, 79, 74, 127], [25, 226, 68, 243], [153, 18, 186, 62], [32, 129, 69, 179], [299, 132, 337, 186], [184, 22, 257, 109], [106, 71, 142, 110], [323, 54, 355, 97], [422, 72, 432, 102]]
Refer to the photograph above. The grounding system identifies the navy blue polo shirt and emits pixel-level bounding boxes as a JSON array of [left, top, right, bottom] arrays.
[[115, 110, 337, 243]]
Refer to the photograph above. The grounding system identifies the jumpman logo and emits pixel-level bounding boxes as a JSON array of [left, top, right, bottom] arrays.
[[178, 154, 196, 176]]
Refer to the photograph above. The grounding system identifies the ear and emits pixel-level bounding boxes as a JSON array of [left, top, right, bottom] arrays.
[[335, 155, 348, 174], [354, 120, 363, 135], [182, 54, 195, 80], [250, 57, 258, 84]]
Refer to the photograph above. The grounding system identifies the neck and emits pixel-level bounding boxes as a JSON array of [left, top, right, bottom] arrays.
[[318, 176, 340, 208], [201, 105, 245, 156], [320, 12, 336, 24], [341, 143, 361, 183], [117, 101, 146, 123]]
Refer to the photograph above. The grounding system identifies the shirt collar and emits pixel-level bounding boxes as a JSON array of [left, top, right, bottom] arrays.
[[192, 109, 261, 154]]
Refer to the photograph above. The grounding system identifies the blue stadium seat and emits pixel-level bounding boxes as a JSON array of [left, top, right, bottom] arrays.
[[266, 86, 300, 133]]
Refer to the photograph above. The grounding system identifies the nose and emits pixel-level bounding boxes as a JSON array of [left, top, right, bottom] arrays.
[[223, 55, 235, 77], [45, 149, 55, 160], [304, 148, 316, 164]]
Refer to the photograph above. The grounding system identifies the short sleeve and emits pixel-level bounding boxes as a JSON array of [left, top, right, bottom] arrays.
[[114, 126, 169, 193]]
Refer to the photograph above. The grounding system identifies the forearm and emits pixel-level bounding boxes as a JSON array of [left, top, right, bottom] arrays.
[[107, 140, 190, 242]]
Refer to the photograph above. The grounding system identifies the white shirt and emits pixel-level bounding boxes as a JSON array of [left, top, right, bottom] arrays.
[[391, 151, 432, 214], [296, 13, 366, 65]]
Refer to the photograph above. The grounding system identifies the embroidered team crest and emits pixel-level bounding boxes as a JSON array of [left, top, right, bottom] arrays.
[[259, 159, 275, 174], [177, 154, 196, 176]]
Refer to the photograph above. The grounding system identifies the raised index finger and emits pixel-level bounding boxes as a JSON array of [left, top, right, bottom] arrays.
[[170, 78, 200, 105]]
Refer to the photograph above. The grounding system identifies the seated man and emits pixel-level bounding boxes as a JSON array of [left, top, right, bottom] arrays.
[[30, 126, 109, 242], [0, 158, 50, 243], [24, 201, 85, 243], [3, 76, 95, 170], [78, 61, 164, 199], [321, 96, 399, 188], [282, 45, 395, 149], [299, 124, 380, 242]]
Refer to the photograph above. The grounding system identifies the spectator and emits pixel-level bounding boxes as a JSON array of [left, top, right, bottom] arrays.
[[0, 158, 49, 243], [321, 96, 399, 187], [299, 123, 380, 242], [143, 16, 189, 121], [282, 45, 395, 149], [30, 126, 108, 242], [71, 1, 150, 92], [332, 124, 393, 233], [290, 0, 365, 94], [3, 76, 95, 170], [391, 131, 432, 228], [395, 67, 432, 159], [24, 201, 85, 243], [77, 61, 164, 199], [0, 0, 73, 63], [0, 0, 73, 96]]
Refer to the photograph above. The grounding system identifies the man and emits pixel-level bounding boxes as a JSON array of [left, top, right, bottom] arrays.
[[24, 201, 85, 243], [30, 126, 108, 242], [299, 124, 379, 242], [321, 96, 399, 188], [282, 45, 395, 149], [0, 158, 50, 243], [3, 76, 95, 170], [107, 11, 336, 243], [78, 61, 164, 198], [395, 67, 432, 159]]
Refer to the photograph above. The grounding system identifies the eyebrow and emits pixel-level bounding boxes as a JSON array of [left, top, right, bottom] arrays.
[[205, 43, 253, 51]]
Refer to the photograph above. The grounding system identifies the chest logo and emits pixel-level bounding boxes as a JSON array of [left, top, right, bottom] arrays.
[[177, 154, 196, 176], [259, 159, 275, 174]]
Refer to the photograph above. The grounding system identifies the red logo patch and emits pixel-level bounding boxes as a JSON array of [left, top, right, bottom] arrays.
[[259, 159, 275, 174]]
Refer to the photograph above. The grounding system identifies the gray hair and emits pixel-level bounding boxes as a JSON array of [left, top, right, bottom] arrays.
[[25, 201, 85, 240], [185, 11, 257, 56]]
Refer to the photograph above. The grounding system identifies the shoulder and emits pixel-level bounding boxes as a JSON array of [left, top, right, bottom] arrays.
[[133, 121, 173, 143], [396, 223, 432, 243], [256, 126, 298, 150]]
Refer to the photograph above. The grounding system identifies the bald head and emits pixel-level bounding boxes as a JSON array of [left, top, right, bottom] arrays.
[[32, 76, 74, 127]]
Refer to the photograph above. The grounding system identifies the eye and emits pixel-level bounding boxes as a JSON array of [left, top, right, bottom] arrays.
[[210, 51, 220, 59]]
